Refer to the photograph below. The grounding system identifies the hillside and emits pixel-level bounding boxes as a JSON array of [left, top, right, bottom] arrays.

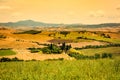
[[66, 23, 120, 28]]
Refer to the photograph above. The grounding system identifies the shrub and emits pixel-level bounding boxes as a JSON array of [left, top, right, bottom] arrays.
[[12, 57, 19, 61], [88, 56, 95, 59], [76, 37, 83, 39], [31, 59, 37, 61], [68, 52, 112, 60], [102, 53, 108, 58], [108, 53, 113, 58], [0, 57, 23, 62], [28, 48, 41, 53], [68, 52, 89, 60], [94, 54, 100, 59], [74, 43, 120, 50], [42, 47, 51, 54], [0, 57, 11, 62]]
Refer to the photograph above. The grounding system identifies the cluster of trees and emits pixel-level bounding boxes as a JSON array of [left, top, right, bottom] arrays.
[[60, 31, 70, 37], [75, 43, 120, 50], [28, 43, 72, 54], [60, 42, 71, 52], [42, 44, 62, 54], [28, 44, 62, 54], [68, 52, 112, 60]]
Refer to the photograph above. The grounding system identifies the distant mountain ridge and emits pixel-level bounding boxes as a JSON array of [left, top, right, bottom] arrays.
[[0, 20, 63, 27], [0, 20, 120, 28], [66, 23, 120, 28]]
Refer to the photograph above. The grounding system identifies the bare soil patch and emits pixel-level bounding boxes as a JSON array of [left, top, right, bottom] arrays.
[[0, 49, 72, 60]]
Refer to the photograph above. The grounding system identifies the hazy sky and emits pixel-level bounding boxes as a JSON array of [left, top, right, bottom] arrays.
[[0, 0, 120, 24]]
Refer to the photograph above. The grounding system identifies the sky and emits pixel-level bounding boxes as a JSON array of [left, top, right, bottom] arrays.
[[0, 0, 120, 24]]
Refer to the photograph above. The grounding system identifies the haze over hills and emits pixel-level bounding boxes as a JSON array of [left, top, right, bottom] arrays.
[[0, 20, 120, 28]]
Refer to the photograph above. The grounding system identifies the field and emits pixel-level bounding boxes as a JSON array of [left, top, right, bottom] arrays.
[[0, 59, 120, 80], [77, 47, 120, 56], [0, 27, 120, 80], [0, 49, 16, 56], [0, 27, 120, 60], [0, 0, 120, 79]]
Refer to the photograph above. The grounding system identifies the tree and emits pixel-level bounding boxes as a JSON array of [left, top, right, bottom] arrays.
[[66, 44, 72, 51], [61, 43, 72, 53], [61, 42, 66, 51], [49, 43, 53, 50], [60, 31, 70, 37]]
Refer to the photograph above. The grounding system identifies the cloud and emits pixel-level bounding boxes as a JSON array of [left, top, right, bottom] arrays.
[[89, 10, 105, 17], [0, 6, 12, 10]]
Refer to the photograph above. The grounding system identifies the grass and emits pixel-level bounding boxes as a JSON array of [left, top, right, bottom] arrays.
[[12, 31, 120, 43], [77, 47, 120, 56], [0, 49, 16, 56], [0, 59, 120, 80], [54, 31, 120, 43]]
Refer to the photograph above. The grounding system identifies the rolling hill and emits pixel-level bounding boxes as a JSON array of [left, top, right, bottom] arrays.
[[0, 20, 120, 28], [0, 20, 63, 27]]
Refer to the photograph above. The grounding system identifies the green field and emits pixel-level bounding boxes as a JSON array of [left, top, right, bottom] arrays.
[[0, 49, 16, 56], [14, 30, 120, 43], [77, 47, 120, 56], [53, 31, 120, 43], [0, 59, 120, 80]]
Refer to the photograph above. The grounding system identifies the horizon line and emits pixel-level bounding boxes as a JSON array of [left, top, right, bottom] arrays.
[[0, 19, 120, 25]]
